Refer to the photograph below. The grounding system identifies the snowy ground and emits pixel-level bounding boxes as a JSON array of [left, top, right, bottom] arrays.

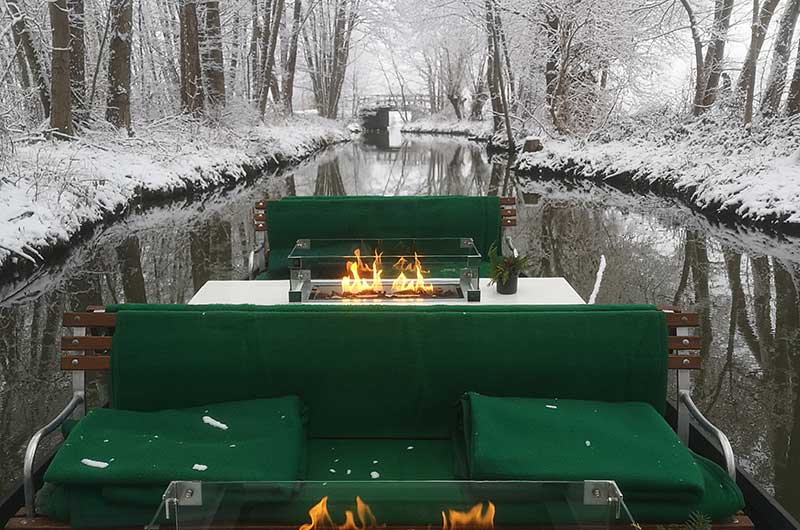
[[516, 109, 800, 230], [401, 115, 493, 139], [0, 111, 348, 268]]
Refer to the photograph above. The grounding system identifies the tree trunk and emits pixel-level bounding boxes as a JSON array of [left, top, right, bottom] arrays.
[[739, 0, 782, 124], [49, 0, 73, 136], [543, 10, 560, 127], [700, 0, 735, 110], [68, 0, 87, 126], [447, 94, 464, 120], [7, 0, 50, 117], [485, 0, 503, 132], [106, 0, 132, 130], [9, 30, 31, 90], [179, 0, 204, 113], [282, 0, 302, 113], [203, 1, 226, 108], [788, 33, 800, 114], [679, 0, 706, 115], [258, 0, 285, 115], [761, 0, 800, 114], [248, 0, 260, 102]]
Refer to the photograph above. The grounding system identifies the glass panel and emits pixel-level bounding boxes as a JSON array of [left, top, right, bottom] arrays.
[[288, 238, 481, 303], [148, 480, 637, 530]]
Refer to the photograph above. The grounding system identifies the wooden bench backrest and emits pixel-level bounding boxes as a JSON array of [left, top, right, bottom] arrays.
[[61, 307, 700, 375]]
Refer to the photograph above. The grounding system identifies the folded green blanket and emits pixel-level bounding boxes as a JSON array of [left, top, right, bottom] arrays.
[[460, 393, 705, 503], [44, 397, 307, 486]]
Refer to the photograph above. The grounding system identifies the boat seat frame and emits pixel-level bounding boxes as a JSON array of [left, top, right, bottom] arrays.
[[248, 197, 518, 279], [15, 306, 745, 529]]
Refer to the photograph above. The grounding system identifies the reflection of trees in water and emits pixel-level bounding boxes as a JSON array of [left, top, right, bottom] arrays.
[[314, 158, 347, 196], [519, 202, 800, 514]]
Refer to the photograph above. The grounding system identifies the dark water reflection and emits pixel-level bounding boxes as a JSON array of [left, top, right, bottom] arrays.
[[1, 132, 799, 518]]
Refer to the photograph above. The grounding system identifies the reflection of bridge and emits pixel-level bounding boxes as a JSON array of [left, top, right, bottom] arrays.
[[357, 94, 431, 129]]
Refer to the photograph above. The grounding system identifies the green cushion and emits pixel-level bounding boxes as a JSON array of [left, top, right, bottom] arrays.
[[109, 306, 668, 436], [460, 393, 704, 502], [45, 397, 307, 486], [41, 444, 744, 527], [264, 196, 502, 279]]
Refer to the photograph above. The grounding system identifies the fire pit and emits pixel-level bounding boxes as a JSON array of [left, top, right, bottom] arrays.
[[288, 238, 482, 303]]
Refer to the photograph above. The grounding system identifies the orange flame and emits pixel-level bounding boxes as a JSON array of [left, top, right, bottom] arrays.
[[298, 497, 494, 530], [299, 496, 377, 530], [340, 250, 433, 297], [443, 502, 496, 530]]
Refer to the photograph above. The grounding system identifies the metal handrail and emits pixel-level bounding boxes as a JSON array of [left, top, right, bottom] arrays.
[[679, 390, 736, 480], [24, 391, 84, 518]]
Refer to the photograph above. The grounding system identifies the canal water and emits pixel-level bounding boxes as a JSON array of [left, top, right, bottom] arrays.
[[1, 129, 799, 518]]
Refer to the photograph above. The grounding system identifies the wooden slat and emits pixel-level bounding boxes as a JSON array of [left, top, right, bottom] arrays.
[[665, 312, 699, 327], [61, 336, 112, 351], [668, 335, 700, 350], [255, 200, 266, 210], [254, 212, 267, 222], [255, 222, 267, 232], [61, 355, 110, 371], [501, 218, 517, 227], [668, 354, 701, 370], [4, 516, 754, 530], [63, 312, 116, 328], [499, 197, 515, 205], [500, 208, 517, 217]]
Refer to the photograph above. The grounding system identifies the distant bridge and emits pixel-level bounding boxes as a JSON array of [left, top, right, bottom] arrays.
[[357, 94, 431, 129]]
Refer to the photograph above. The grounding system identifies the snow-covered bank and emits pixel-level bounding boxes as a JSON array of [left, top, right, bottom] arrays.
[[401, 117, 493, 139], [0, 114, 348, 269], [516, 110, 800, 232]]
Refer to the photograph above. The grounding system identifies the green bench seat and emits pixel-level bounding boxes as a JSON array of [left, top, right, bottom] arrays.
[[39, 304, 743, 527], [260, 196, 503, 280]]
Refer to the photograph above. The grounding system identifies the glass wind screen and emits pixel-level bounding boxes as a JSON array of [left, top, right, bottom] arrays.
[[288, 238, 482, 260], [147, 480, 636, 530]]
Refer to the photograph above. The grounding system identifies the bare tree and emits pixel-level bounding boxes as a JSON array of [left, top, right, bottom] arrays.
[[700, 0, 735, 111], [738, 0, 782, 124], [106, 0, 133, 130], [258, 0, 285, 115], [761, 0, 800, 114], [302, 0, 360, 119], [6, 0, 50, 118], [203, 1, 226, 108], [49, 0, 73, 136], [282, 0, 303, 113], [68, 0, 87, 125], [179, 0, 204, 113], [788, 33, 800, 114]]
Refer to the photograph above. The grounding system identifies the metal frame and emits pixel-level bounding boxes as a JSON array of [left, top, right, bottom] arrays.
[[24, 391, 85, 518], [679, 390, 737, 479], [675, 324, 692, 444]]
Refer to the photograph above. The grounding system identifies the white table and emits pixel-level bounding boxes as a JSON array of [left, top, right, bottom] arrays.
[[190, 278, 586, 305]]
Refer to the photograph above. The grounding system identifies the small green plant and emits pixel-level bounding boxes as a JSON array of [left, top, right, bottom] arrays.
[[487, 241, 529, 285], [653, 512, 711, 530]]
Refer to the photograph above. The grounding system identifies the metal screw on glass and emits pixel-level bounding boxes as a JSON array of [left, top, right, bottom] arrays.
[[682, 338, 690, 346], [72, 359, 79, 366], [683, 358, 690, 366]]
